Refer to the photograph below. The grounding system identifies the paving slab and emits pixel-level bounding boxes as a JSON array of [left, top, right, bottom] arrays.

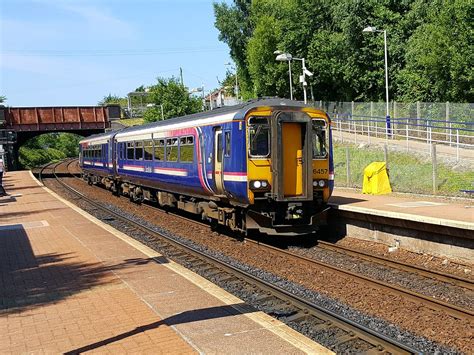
[[0, 171, 332, 354]]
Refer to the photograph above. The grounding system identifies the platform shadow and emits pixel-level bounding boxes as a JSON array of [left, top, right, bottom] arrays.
[[328, 196, 366, 205], [0, 225, 163, 315], [65, 303, 254, 354]]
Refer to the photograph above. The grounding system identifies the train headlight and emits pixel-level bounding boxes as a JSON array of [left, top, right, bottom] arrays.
[[313, 180, 327, 188], [250, 180, 270, 191]]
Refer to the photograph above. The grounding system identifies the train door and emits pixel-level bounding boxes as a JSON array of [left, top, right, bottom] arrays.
[[214, 128, 225, 194], [271, 111, 313, 201], [282, 122, 303, 197]]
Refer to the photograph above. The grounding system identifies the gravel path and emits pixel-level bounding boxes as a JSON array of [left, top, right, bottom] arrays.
[[46, 177, 473, 353]]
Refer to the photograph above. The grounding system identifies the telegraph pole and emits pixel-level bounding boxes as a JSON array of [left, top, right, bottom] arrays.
[[179, 67, 184, 87]]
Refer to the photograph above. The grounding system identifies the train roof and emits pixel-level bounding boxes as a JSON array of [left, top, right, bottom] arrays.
[[79, 129, 120, 145], [80, 98, 323, 144]]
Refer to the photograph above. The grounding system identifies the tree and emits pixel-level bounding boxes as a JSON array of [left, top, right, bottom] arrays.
[[98, 94, 126, 106], [214, 0, 254, 98], [214, 0, 472, 103], [19, 133, 81, 169], [143, 77, 201, 123], [0, 95, 6, 104], [396, 0, 473, 102]]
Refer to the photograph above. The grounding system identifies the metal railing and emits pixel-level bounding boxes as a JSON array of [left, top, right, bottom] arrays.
[[332, 115, 474, 162]]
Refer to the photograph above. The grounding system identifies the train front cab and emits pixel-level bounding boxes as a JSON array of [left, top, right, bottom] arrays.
[[245, 106, 332, 236]]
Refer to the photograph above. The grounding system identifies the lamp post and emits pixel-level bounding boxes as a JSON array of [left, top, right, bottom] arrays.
[[190, 86, 205, 111], [363, 26, 391, 136], [225, 62, 239, 99], [274, 51, 293, 100], [274, 51, 313, 104]]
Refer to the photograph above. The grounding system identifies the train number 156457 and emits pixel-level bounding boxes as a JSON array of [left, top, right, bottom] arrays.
[[313, 168, 328, 175]]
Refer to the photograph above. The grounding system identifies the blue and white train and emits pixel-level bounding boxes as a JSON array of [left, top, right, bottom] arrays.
[[79, 98, 334, 236]]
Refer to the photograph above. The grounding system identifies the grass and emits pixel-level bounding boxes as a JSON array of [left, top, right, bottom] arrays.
[[333, 143, 474, 196], [119, 117, 145, 126]]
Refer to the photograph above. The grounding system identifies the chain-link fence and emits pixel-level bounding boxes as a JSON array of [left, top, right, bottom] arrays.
[[314, 101, 473, 123], [333, 142, 474, 197], [313, 101, 473, 196]]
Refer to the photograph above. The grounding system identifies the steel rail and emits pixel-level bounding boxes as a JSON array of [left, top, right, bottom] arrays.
[[316, 240, 474, 291], [46, 161, 420, 355], [245, 239, 473, 321]]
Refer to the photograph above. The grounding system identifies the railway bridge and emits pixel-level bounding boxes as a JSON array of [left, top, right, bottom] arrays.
[[0, 105, 120, 170]]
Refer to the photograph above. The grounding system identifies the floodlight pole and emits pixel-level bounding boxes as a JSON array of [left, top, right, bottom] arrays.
[[288, 60, 293, 100], [383, 30, 390, 135], [301, 58, 307, 104], [363, 26, 391, 137]]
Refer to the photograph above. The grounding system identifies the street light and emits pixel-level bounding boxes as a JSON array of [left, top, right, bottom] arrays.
[[275, 51, 313, 104], [225, 62, 239, 99], [363, 25, 391, 136], [274, 50, 293, 100], [190, 85, 206, 111]]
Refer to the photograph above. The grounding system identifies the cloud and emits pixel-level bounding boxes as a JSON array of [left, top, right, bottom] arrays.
[[26, 0, 136, 40], [58, 2, 135, 39]]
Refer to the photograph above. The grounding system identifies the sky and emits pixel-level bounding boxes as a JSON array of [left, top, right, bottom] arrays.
[[0, 0, 233, 106]]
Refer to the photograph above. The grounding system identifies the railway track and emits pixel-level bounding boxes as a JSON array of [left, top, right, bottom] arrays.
[[315, 241, 474, 291], [61, 159, 474, 320], [39, 159, 422, 354], [247, 239, 473, 321]]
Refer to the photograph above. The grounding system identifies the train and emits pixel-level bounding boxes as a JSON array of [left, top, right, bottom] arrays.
[[79, 98, 334, 236]]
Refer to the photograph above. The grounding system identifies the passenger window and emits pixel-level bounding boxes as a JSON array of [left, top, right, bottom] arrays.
[[127, 142, 134, 160], [144, 140, 153, 161], [154, 139, 165, 161], [135, 141, 143, 160], [166, 138, 178, 162], [179, 136, 194, 163], [216, 133, 222, 163], [224, 131, 231, 157]]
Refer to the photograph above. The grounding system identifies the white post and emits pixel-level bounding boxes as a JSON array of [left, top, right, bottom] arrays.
[[354, 118, 357, 144], [456, 129, 459, 162], [445, 101, 449, 142], [426, 120, 429, 144], [288, 61, 293, 100], [449, 122, 452, 146], [406, 119, 409, 152], [367, 117, 371, 144], [339, 120, 343, 142], [346, 147, 350, 186], [417, 101, 421, 138], [431, 144, 437, 194]]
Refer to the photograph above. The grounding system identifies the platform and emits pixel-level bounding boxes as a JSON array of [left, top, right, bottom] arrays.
[[329, 188, 474, 231], [0, 171, 331, 354], [329, 188, 473, 262], [330, 188, 473, 230]]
